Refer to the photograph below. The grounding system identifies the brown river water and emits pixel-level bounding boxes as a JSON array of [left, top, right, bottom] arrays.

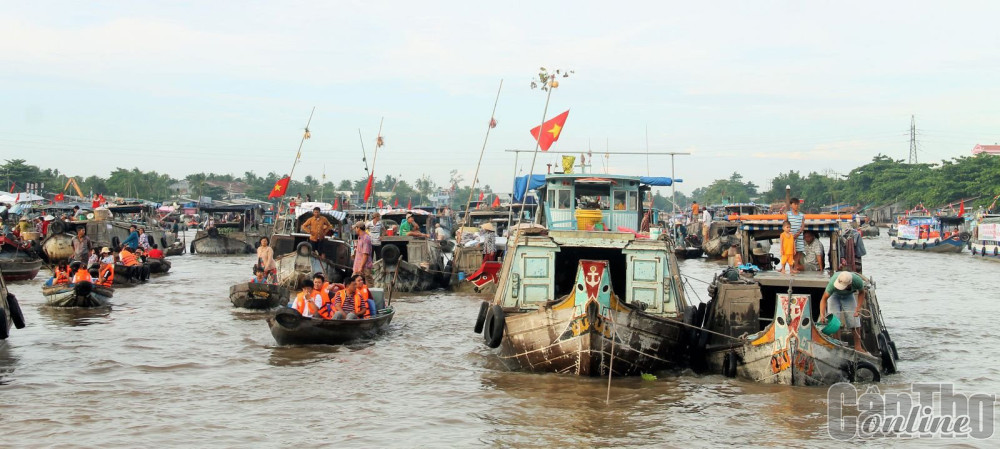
[[1, 232, 997, 447]]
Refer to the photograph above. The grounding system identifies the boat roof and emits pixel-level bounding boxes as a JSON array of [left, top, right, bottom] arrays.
[[738, 218, 849, 233], [753, 271, 831, 289]]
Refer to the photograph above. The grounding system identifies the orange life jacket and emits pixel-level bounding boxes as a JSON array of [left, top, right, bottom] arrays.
[[120, 250, 139, 266], [73, 268, 92, 284], [98, 264, 115, 286], [292, 291, 319, 317], [55, 267, 70, 284], [315, 289, 339, 320], [336, 288, 371, 318]]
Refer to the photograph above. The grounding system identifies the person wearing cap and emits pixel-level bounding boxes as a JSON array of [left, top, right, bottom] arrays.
[[353, 222, 373, 284], [72, 227, 92, 263], [480, 222, 497, 261], [290, 279, 320, 318], [17, 216, 30, 235], [300, 207, 332, 258], [819, 271, 867, 353], [99, 247, 115, 265]]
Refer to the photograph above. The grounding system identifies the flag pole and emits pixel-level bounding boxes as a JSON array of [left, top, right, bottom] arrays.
[[463, 79, 504, 227], [273, 106, 315, 237], [364, 117, 385, 222], [516, 79, 555, 227]]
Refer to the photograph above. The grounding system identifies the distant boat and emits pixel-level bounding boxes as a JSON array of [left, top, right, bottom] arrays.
[[889, 213, 968, 253], [969, 215, 1000, 260]]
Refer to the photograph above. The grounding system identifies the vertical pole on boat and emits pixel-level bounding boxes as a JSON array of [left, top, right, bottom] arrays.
[[364, 117, 385, 223], [645, 124, 650, 177], [516, 80, 556, 227], [271, 106, 315, 238], [505, 151, 520, 232], [462, 79, 504, 227]]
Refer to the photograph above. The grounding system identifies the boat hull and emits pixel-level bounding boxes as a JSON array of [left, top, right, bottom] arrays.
[[0, 256, 43, 281], [373, 259, 438, 293], [267, 308, 394, 345], [113, 263, 150, 285], [190, 235, 253, 255], [229, 282, 289, 309], [970, 242, 1000, 261], [674, 247, 704, 259], [889, 236, 965, 253], [275, 251, 347, 290], [148, 258, 171, 274], [499, 302, 687, 376], [42, 283, 113, 308]]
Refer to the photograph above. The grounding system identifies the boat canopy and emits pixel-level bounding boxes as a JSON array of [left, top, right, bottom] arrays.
[[200, 204, 260, 214], [638, 176, 675, 187], [512, 175, 547, 202]]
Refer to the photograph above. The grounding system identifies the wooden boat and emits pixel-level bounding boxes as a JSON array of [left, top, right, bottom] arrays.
[[189, 205, 268, 255], [0, 236, 43, 281], [859, 224, 880, 238], [372, 209, 451, 292], [889, 214, 968, 253], [113, 263, 150, 285], [970, 215, 1000, 261], [271, 204, 352, 289], [267, 288, 394, 345], [147, 257, 171, 274], [673, 234, 704, 259], [450, 260, 502, 295], [84, 204, 178, 255], [42, 281, 113, 307], [702, 204, 765, 258], [476, 174, 694, 377], [695, 217, 899, 385], [1, 267, 27, 340], [229, 282, 289, 309]]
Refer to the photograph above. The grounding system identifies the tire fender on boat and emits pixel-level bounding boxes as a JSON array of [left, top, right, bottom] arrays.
[[160, 236, 168, 248], [890, 240, 897, 248], [877, 333, 897, 374], [850, 360, 881, 383], [994, 248, 999, 257], [381, 245, 401, 265], [474, 301, 489, 334], [295, 241, 312, 257], [0, 309, 8, 339], [921, 242, 927, 250], [483, 304, 505, 348], [723, 352, 738, 378], [972, 247, 977, 255], [50, 220, 66, 235], [7, 293, 25, 329]]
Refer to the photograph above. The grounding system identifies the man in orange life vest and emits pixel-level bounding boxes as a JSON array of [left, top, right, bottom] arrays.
[[290, 279, 322, 318], [70, 261, 93, 284], [331, 274, 373, 320]]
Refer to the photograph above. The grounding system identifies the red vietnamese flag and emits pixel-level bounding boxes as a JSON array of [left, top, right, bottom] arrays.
[[378, 199, 384, 208], [333, 198, 340, 209], [492, 195, 500, 208], [407, 198, 412, 209], [478, 191, 484, 201], [959, 200, 965, 217], [529, 110, 569, 151], [394, 198, 399, 207], [54, 192, 65, 202], [268, 177, 290, 199], [8, 182, 14, 193], [363, 174, 374, 203]]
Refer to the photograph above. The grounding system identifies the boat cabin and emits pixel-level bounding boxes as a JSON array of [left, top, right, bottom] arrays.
[[271, 203, 350, 261], [535, 174, 648, 232]]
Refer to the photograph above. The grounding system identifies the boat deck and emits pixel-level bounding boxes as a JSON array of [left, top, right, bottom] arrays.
[[752, 270, 831, 289]]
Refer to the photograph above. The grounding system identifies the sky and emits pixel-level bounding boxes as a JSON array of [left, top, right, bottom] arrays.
[[2, 1, 1000, 197]]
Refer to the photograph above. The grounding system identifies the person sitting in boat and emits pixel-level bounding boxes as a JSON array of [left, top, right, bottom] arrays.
[[301, 207, 332, 259], [147, 243, 164, 259], [86, 248, 100, 267], [250, 267, 269, 284], [399, 214, 428, 238], [71, 261, 93, 284], [802, 231, 825, 272], [120, 246, 141, 267], [257, 237, 277, 283], [819, 271, 868, 353], [98, 248, 115, 286], [52, 263, 71, 285], [291, 279, 320, 318], [727, 243, 743, 267], [434, 223, 449, 241], [330, 274, 372, 320], [122, 225, 140, 250]]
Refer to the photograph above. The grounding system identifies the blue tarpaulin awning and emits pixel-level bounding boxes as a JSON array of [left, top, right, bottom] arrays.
[[639, 177, 675, 186], [512, 175, 547, 202]]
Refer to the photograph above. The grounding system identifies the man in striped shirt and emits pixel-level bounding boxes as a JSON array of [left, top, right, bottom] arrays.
[[786, 198, 805, 270]]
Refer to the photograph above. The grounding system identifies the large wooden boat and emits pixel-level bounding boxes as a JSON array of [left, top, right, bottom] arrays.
[[673, 234, 704, 259], [702, 204, 765, 258], [371, 209, 451, 293], [889, 213, 968, 253], [42, 281, 113, 308], [271, 203, 352, 289], [695, 217, 899, 385], [267, 288, 394, 345], [0, 235, 43, 281], [0, 267, 27, 340], [475, 174, 694, 377], [189, 205, 272, 255], [970, 215, 1000, 261], [85, 204, 178, 254], [229, 282, 289, 309]]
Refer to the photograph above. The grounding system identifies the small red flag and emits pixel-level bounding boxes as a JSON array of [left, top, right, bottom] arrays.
[[363, 174, 374, 203], [92, 200, 100, 209], [333, 198, 340, 209], [492, 196, 500, 208], [54, 193, 65, 202], [479, 191, 484, 201], [268, 177, 290, 199], [959, 200, 965, 217], [8, 182, 14, 193], [394, 198, 399, 207], [489, 117, 497, 129], [407, 198, 412, 209], [529, 110, 570, 151], [378, 199, 384, 208]]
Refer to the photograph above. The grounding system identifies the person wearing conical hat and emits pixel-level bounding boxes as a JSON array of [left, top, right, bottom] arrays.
[[480, 222, 497, 262]]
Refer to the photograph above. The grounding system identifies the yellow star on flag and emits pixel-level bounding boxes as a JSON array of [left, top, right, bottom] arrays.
[[273, 184, 281, 191], [548, 123, 561, 139]]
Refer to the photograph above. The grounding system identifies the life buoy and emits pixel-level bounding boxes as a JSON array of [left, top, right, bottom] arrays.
[[890, 240, 897, 248], [723, 352, 738, 378], [295, 241, 312, 257], [483, 304, 505, 348], [7, 293, 25, 329], [381, 244, 401, 265], [50, 220, 65, 235], [474, 301, 489, 333], [850, 360, 881, 383], [0, 309, 8, 339], [959, 232, 971, 242]]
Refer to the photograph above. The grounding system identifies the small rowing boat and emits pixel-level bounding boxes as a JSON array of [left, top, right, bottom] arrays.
[[229, 282, 289, 309], [267, 288, 393, 345], [42, 281, 113, 308]]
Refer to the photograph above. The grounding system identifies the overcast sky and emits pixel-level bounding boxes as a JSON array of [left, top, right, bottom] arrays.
[[3, 1, 999, 196]]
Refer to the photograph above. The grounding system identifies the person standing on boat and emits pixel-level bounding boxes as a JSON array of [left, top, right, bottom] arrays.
[[137, 227, 151, 251], [368, 212, 382, 260], [257, 237, 277, 282], [819, 271, 867, 353], [480, 223, 497, 262], [692, 202, 700, 221], [786, 198, 805, 267], [122, 225, 140, 250], [72, 227, 92, 263], [353, 223, 373, 285], [301, 207, 332, 259]]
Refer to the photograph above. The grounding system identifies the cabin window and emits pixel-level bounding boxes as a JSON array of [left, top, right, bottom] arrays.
[[521, 255, 553, 304], [626, 191, 638, 211], [613, 191, 627, 210], [575, 184, 610, 210], [552, 189, 572, 210]]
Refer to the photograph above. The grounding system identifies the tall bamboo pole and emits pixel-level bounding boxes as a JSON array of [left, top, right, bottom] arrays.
[[462, 79, 504, 227]]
